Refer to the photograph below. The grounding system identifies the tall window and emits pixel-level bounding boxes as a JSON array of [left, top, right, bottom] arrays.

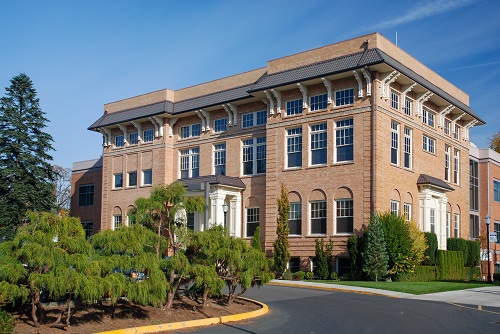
[[454, 213, 460, 238], [78, 185, 94, 206], [310, 93, 328, 111], [128, 171, 137, 187], [242, 110, 267, 128], [214, 143, 226, 175], [453, 124, 460, 140], [391, 90, 399, 110], [444, 119, 451, 135], [286, 98, 303, 116], [453, 149, 460, 184], [390, 200, 399, 216], [115, 135, 124, 147], [114, 173, 123, 189], [143, 129, 154, 142], [336, 199, 353, 234], [494, 180, 500, 202], [81, 221, 93, 239], [445, 145, 451, 182], [242, 137, 266, 175], [446, 212, 451, 239], [423, 135, 435, 154], [495, 222, 500, 245], [470, 159, 479, 211], [127, 213, 136, 226], [403, 203, 412, 223], [180, 124, 201, 139], [180, 148, 199, 178], [246, 208, 259, 237], [287, 128, 302, 168], [113, 215, 122, 230], [142, 169, 152, 185], [470, 215, 479, 239], [310, 123, 327, 165], [187, 212, 195, 231], [214, 118, 227, 133], [335, 119, 353, 162], [391, 121, 399, 165], [335, 88, 354, 106], [310, 201, 326, 235], [404, 98, 412, 116], [404, 127, 412, 169], [430, 208, 435, 233], [288, 202, 302, 236], [422, 108, 435, 127], [129, 132, 138, 145]]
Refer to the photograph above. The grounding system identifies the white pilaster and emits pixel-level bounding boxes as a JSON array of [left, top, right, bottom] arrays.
[[230, 194, 242, 238], [209, 192, 226, 228]]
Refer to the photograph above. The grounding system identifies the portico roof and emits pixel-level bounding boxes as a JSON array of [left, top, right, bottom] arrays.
[[180, 175, 246, 190], [417, 174, 454, 191]]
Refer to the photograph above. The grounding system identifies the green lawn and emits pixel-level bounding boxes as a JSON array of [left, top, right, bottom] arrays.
[[307, 280, 498, 295]]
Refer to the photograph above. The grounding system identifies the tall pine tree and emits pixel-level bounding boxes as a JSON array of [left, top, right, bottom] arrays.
[[273, 183, 290, 276], [362, 214, 389, 281], [0, 73, 55, 239]]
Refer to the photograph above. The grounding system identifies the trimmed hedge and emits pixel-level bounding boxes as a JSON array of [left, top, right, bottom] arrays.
[[447, 238, 480, 267], [465, 266, 481, 281], [437, 250, 465, 280], [396, 265, 437, 282], [447, 238, 468, 265], [423, 233, 438, 265]]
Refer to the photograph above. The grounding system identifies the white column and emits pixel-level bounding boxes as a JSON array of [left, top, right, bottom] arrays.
[[231, 194, 242, 238], [438, 196, 448, 250], [209, 192, 226, 228]]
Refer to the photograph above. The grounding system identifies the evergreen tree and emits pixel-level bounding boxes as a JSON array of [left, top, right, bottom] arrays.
[[273, 184, 290, 277], [251, 226, 262, 251], [362, 214, 389, 281], [0, 74, 55, 239], [314, 238, 333, 279]]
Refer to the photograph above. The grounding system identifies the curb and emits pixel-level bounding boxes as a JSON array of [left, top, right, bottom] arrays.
[[94, 297, 268, 334]]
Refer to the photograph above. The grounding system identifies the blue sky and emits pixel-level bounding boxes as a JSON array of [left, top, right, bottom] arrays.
[[0, 0, 499, 169]]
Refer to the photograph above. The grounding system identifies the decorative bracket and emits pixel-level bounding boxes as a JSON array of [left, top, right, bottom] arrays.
[[168, 117, 178, 137], [98, 128, 112, 147], [360, 68, 372, 96], [297, 83, 308, 109], [438, 105, 454, 128], [195, 110, 206, 132], [117, 124, 128, 146], [264, 90, 275, 115], [223, 104, 233, 126], [352, 71, 363, 98], [401, 82, 416, 100], [271, 89, 282, 114], [152, 116, 164, 137], [228, 103, 238, 125], [321, 78, 332, 104], [463, 119, 478, 141], [379, 70, 397, 99], [200, 110, 211, 131], [131, 121, 142, 142], [415, 91, 433, 117]]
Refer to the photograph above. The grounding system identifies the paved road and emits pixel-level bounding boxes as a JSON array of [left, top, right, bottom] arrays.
[[177, 284, 500, 334]]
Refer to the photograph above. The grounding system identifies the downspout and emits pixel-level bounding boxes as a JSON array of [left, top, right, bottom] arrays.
[[370, 69, 376, 215]]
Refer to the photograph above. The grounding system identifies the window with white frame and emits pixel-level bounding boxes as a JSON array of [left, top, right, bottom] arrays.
[[404, 127, 412, 169], [214, 118, 227, 133], [180, 147, 200, 178], [142, 169, 152, 185], [335, 119, 354, 162], [470, 159, 479, 211], [288, 202, 302, 236], [453, 124, 460, 140], [246, 208, 259, 237], [404, 98, 412, 116], [403, 203, 412, 223], [286, 98, 303, 116], [310, 93, 328, 111], [454, 213, 460, 238], [187, 212, 195, 231], [113, 215, 122, 229], [242, 137, 266, 175], [453, 149, 460, 184], [114, 173, 123, 189], [127, 213, 136, 226], [444, 119, 451, 135], [446, 212, 451, 239], [81, 221, 93, 239], [336, 199, 353, 234], [143, 129, 154, 142], [310, 201, 326, 235], [129, 132, 138, 145], [430, 208, 436, 233], [391, 90, 400, 110], [391, 121, 399, 165], [494, 222, 500, 244], [445, 145, 451, 182], [78, 185, 94, 206], [390, 200, 399, 216], [494, 180, 500, 202], [335, 88, 354, 106], [470, 214, 479, 239], [287, 127, 302, 168], [180, 124, 201, 139], [310, 123, 327, 165], [423, 135, 435, 154], [242, 110, 267, 128], [128, 171, 137, 187], [214, 143, 226, 175], [115, 135, 124, 147], [422, 108, 435, 127]]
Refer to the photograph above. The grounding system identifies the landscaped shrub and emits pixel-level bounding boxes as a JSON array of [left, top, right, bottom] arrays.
[[315, 239, 333, 280], [283, 269, 293, 280], [378, 212, 413, 277], [423, 233, 438, 265], [0, 310, 14, 334], [304, 271, 314, 280], [330, 272, 339, 281], [465, 266, 481, 281], [466, 240, 480, 267], [493, 272, 500, 282], [396, 265, 437, 282], [294, 271, 306, 280], [436, 250, 465, 281], [447, 238, 469, 266]]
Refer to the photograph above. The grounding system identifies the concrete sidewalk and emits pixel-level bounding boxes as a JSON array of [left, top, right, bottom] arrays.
[[270, 280, 500, 308]]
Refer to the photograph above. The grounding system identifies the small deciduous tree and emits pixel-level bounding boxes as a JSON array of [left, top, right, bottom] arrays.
[[362, 214, 388, 281], [489, 131, 500, 153], [273, 184, 290, 276], [52, 165, 72, 212]]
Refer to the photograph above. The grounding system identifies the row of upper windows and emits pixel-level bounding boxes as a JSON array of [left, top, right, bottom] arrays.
[[114, 129, 154, 147], [113, 169, 152, 189]]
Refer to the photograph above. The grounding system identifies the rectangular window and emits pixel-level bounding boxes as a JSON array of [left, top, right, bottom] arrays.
[[470, 159, 479, 211], [335, 88, 354, 106], [286, 98, 303, 116], [391, 90, 399, 110], [127, 214, 136, 226], [128, 171, 137, 187], [446, 212, 451, 239], [115, 135, 124, 147], [214, 118, 227, 133], [242, 137, 266, 175], [78, 185, 94, 206], [180, 147, 200, 178], [444, 119, 451, 136], [445, 145, 451, 182], [311, 123, 327, 165], [404, 98, 412, 116], [311, 201, 326, 235], [453, 149, 460, 184], [422, 108, 435, 127], [403, 203, 412, 223], [494, 180, 500, 202], [129, 132, 138, 145], [143, 129, 154, 142], [214, 143, 226, 175], [453, 124, 460, 140], [470, 214, 479, 239], [187, 212, 195, 231], [287, 127, 302, 168], [391, 121, 399, 165], [454, 214, 460, 238], [404, 127, 412, 169], [390, 200, 399, 216], [335, 119, 354, 162], [336, 199, 353, 234], [495, 222, 500, 244], [288, 202, 302, 235], [246, 208, 259, 237], [113, 215, 122, 230], [242, 110, 267, 128], [142, 169, 152, 186], [81, 221, 93, 239], [430, 208, 435, 234], [310, 93, 328, 111], [423, 135, 435, 154], [114, 173, 123, 189], [180, 124, 201, 139]]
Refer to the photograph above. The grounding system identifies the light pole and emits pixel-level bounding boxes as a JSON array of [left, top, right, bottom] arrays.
[[222, 203, 228, 230], [485, 215, 492, 283]]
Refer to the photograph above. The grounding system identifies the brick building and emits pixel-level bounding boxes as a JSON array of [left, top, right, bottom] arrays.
[[71, 33, 484, 274]]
